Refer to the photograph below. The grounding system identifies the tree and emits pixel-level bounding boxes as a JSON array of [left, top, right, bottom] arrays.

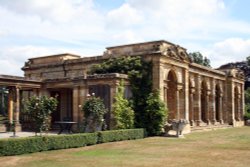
[[113, 80, 134, 129], [245, 88, 250, 120], [82, 97, 107, 132], [188, 52, 211, 67], [144, 90, 167, 136], [25, 96, 58, 135]]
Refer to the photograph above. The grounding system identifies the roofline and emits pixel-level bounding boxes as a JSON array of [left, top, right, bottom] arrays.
[[28, 53, 81, 61], [106, 40, 187, 50]]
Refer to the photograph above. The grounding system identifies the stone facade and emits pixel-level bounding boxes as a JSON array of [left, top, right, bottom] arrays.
[[0, 40, 245, 132]]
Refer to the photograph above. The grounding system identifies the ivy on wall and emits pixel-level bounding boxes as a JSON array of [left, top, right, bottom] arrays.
[[90, 56, 167, 136]]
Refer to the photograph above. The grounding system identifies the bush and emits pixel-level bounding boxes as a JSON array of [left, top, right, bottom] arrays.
[[98, 129, 145, 143], [25, 96, 58, 135], [113, 80, 134, 129], [82, 97, 107, 132], [0, 129, 144, 156], [0, 133, 98, 156]]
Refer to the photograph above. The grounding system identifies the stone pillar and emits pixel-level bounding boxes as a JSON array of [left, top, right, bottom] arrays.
[[241, 84, 245, 120], [184, 69, 189, 121], [72, 86, 80, 125], [79, 86, 88, 122], [196, 75, 202, 126], [8, 87, 14, 125], [176, 85, 182, 120], [14, 87, 21, 131], [237, 94, 241, 121], [189, 88, 195, 126], [219, 93, 224, 124], [206, 90, 211, 125], [210, 80, 216, 124]]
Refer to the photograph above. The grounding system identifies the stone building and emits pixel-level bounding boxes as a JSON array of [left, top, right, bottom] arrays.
[[0, 40, 245, 132]]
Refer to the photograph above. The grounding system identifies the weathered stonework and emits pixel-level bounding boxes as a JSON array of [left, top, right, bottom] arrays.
[[0, 40, 245, 132]]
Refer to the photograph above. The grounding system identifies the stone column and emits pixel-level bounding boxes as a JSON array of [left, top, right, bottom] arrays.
[[237, 94, 241, 121], [189, 88, 195, 126], [206, 90, 211, 125], [210, 80, 216, 124], [78, 86, 88, 122], [184, 69, 189, 121], [219, 93, 224, 124], [176, 85, 182, 120], [196, 75, 202, 126], [72, 86, 80, 124], [15, 87, 20, 124], [8, 87, 14, 125], [241, 84, 245, 120]]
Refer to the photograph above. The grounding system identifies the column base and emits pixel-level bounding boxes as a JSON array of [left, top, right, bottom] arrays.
[[219, 119, 224, 124], [190, 120, 195, 127]]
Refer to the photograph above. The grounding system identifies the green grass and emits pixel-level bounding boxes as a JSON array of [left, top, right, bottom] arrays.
[[1, 127, 250, 167]]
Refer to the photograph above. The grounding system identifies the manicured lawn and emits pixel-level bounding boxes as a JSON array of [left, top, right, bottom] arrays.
[[1, 127, 250, 167]]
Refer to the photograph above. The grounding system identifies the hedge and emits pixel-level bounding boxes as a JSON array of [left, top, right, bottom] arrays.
[[98, 129, 145, 143], [0, 128, 144, 156]]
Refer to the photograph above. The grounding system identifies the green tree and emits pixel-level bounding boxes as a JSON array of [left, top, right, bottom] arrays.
[[113, 80, 134, 129], [245, 88, 250, 119], [189, 52, 211, 67], [144, 90, 167, 136], [25, 96, 58, 135], [82, 97, 107, 132]]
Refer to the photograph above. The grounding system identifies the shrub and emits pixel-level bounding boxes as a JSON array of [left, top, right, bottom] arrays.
[[25, 96, 58, 135], [0, 129, 145, 156], [82, 97, 107, 132], [98, 129, 145, 143], [0, 133, 98, 156], [113, 80, 134, 129], [144, 90, 167, 136]]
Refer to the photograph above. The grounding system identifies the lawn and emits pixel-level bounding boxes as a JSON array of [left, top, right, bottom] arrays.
[[1, 127, 250, 167]]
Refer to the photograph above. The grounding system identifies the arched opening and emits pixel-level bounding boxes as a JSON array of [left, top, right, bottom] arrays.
[[234, 86, 239, 120], [215, 85, 221, 122], [201, 81, 207, 122], [167, 70, 177, 120]]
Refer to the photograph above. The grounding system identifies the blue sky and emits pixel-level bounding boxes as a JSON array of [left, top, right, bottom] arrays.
[[0, 0, 250, 75]]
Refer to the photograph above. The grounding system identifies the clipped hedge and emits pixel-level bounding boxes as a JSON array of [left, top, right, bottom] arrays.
[[0, 129, 145, 156], [98, 129, 145, 143], [0, 133, 98, 156]]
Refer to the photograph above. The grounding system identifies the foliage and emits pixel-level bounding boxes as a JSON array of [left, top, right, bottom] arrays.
[[0, 133, 98, 156], [0, 129, 145, 156], [245, 88, 250, 120], [188, 52, 211, 67], [82, 97, 107, 132], [98, 129, 145, 143], [0, 87, 8, 117], [90, 56, 155, 133], [25, 96, 58, 135], [144, 91, 167, 136], [113, 80, 134, 129]]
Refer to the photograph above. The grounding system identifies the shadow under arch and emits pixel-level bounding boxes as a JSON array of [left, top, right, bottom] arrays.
[[166, 70, 178, 120]]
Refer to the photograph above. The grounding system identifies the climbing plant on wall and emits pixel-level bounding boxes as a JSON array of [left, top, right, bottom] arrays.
[[90, 56, 167, 135], [113, 80, 134, 129]]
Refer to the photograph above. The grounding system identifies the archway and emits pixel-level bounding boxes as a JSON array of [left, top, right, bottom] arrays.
[[167, 70, 177, 120], [201, 81, 208, 123], [215, 85, 221, 122]]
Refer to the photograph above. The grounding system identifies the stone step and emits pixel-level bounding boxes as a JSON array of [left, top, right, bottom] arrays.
[[191, 124, 233, 132]]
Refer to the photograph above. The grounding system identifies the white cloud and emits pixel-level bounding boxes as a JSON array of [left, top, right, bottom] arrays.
[[202, 38, 250, 68], [107, 3, 143, 28]]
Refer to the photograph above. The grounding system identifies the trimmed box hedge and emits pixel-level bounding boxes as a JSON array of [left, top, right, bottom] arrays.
[[98, 129, 145, 143], [0, 128, 144, 156]]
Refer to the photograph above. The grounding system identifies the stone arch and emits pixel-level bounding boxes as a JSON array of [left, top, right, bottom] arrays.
[[167, 70, 178, 120], [215, 84, 222, 122], [201, 80, 208, 123]]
